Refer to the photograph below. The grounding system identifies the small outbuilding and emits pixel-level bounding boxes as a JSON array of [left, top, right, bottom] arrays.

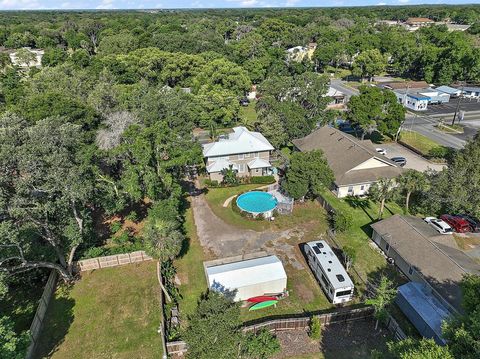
[[204, 254, 287, 302], [396, 282, 452, 345]]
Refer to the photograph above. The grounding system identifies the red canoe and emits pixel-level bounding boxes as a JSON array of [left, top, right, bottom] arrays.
[[246, 296, 277, 303]]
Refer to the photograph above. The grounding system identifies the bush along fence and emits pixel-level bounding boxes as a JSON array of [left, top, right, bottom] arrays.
[[166, 306, 375, 358], [25, 270, 58, 359], [75, 250, 153, 272]]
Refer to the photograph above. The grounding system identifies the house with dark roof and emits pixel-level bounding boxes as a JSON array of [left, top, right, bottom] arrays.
[[292, 127, 403, 198], [371, 214, 480, 313], [202, 127, 274, 182]]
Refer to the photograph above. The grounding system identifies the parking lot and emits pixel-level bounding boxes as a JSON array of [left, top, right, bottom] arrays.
[[422, 98, 480, 116], [380, 142, 446, 172]]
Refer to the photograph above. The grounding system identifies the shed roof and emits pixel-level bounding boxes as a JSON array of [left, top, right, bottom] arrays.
[[203, 127, 274, 157], [397, 282, 451, 344], [206, 255, 287, 290], [292, 127, 402, 186]]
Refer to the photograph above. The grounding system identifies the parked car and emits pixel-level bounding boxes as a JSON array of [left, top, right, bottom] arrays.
[[391, 156, 407, 167], [376, 148, 387, 156], [424, 217, 454, 234], [457, 214, 480, 233], [440, 214, 473, 233]]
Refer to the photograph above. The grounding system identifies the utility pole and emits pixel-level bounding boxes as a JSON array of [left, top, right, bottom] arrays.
[[452, 81, 465, 126]]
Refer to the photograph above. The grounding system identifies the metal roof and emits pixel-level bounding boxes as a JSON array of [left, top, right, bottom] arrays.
[[305, 240, 354, 290], [206, 255, 287, 290], [247, 158, 272, 169], [202, 127, 274, 157], [436, 85, 462, 95]]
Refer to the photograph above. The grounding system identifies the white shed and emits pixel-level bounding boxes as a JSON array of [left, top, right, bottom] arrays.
[[205, 255, 287, 302]]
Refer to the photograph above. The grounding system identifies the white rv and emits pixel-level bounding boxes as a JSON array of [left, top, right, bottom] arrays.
[[305, 240, 354, 304]]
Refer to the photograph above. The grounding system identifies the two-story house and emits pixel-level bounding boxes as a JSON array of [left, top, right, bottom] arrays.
[[202, 127, 274, 182]]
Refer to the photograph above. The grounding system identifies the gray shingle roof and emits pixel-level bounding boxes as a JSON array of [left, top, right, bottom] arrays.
[[371, 215, 480, 311], [292, 127, 402, 186]]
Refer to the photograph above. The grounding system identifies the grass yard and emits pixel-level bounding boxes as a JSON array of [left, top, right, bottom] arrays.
[[238, 101, 257, 127], [175, 204, 208, 321], [35, 262, 162, 359], [399, 130, 446, 157], [319, 189, 405, 288], [204, 184, 330, 233]]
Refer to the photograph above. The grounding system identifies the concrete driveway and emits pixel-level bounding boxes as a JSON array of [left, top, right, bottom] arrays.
[[379, 143, 446, 172]]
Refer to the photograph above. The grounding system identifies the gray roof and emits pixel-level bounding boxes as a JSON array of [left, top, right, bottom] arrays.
[[292, 127, 402, 186], [371, 215, 480, 311], [463, 87, 480, 93], [436, 85, 462, 95]]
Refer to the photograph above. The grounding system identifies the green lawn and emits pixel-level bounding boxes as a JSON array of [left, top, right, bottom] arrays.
[[319, 189, 405, 287], [204, 184, 331, 233], [35, 262, 163, 359], [399, 130, 445, 157], [238, 101, 257, 127], [175, 204, 208, 321]]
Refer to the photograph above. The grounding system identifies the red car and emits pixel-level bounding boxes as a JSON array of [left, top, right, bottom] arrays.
[[440, 214, 473, 233]]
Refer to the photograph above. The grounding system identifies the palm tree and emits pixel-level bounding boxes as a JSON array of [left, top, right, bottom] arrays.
[[398, 170, 430, 213], [368, 177, 395, 219], [143, 218, 184, 303]]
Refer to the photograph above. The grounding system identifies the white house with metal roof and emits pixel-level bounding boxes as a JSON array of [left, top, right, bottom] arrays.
[[202, 126, 274, 182], [205, 255, 287, 302]]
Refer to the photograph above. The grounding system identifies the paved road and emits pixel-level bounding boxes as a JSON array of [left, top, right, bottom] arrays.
[[330, 79, 359, 98], [403, 113, 468, 149]]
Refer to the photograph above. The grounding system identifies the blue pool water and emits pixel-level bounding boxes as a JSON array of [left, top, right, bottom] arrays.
[[236, 191, 277, 214]]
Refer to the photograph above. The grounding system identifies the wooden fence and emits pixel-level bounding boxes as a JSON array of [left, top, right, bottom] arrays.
[[25, 270, 58, 359], [75, 251, 153, 272], [166, 306, 374, 358], [386, 314, 407, 341]]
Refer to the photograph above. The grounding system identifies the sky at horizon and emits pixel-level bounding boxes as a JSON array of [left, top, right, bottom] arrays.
[[1, 0, 479, 11]]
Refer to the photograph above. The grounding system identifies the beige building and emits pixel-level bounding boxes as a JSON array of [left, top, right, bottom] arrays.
[[203, 127, 274, 182], [292, 127, 403, 198]]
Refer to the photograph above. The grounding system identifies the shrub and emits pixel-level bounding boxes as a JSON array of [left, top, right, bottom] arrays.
[[242, 329, 281, 359], [110, 221, 122, 234], [125, 210, 138, 222], [333, 211, 353, 232], [428, 146, 449, 159], [205, 179, 219, 187], [250, 175, 275, 184], [309, 316, 322, 340], [112, 231, 131, 245], [255, 213, 265, 221]]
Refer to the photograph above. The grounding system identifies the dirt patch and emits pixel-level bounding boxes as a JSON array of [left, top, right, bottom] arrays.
[[273, 329, 319, 359], [273, 319, 390, 359], [294, 281, 315, 302], [454, 234, 480, 250]]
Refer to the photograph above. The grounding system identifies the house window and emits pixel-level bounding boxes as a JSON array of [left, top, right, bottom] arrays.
[[385, 243, 390, 252], [408, 267, 413, 275], [360, 185, 365, 191], [245, 153, 251, 158], [238, 154, 244, 160], [255, 152, 260, 158], [238, 164, 245, 173], [347, 186, 353, 194]]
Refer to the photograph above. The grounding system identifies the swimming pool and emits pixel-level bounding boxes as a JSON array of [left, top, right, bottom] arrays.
[[236, 191, 278, 216]]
